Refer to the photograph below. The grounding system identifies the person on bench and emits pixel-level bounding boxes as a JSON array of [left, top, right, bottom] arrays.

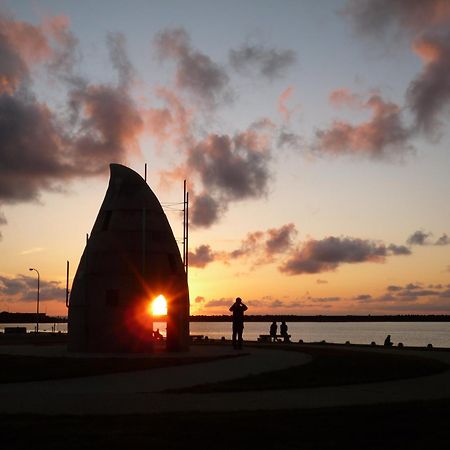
[[270, 321, 277, 342], [280, 321, 290, 342]]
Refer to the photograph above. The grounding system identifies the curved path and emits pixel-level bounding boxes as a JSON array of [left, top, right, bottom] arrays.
[[0, 344, 449, 415]]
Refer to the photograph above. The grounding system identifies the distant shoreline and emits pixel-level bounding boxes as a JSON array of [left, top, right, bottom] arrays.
[[1, 312, 450, 323]]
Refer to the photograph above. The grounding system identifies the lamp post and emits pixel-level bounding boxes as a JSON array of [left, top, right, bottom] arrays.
[[29, 268, 40, 333]]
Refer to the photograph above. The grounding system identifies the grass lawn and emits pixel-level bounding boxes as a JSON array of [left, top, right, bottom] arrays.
[[170, 345, 448, 392], [1, 400, 450, 449], [0, 352, 243, 383]]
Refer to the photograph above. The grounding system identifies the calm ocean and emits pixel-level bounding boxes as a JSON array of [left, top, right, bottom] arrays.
[[2, 321, 450, 348]]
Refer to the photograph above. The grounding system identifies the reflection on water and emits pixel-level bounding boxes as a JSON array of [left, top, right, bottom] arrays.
[[2, 321, 450, 347]]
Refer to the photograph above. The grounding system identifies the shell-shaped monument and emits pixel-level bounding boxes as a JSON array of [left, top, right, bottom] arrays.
[[68, 164, 189, 352]]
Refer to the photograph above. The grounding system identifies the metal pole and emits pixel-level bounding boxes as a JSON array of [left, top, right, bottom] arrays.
[[183, 180, 186, 267], [186, 191, 189, 279], [65, 260, 70, 308], [144, 163, 147, 183], [29, 268, 40, 333], [142, 207, 146, 276]]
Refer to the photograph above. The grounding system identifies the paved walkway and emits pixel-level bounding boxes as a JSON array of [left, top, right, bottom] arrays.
[[0, 344, 449, 415]]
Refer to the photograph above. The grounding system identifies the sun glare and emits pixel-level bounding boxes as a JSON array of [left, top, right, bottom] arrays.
[[150, 294, 167, 316]]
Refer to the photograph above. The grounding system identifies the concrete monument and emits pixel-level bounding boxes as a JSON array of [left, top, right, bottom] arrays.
[[68, 164, 189, 352]]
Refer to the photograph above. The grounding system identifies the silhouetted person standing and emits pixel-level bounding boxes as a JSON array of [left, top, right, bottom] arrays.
[[270, 321, 277, 342], [229, 297, 248, 349]]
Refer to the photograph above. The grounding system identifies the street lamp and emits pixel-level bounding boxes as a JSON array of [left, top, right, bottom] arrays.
[[29, 268, 40, 333]]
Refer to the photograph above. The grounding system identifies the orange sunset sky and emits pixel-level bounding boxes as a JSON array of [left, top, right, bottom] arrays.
[[1, 0, 450, 316]]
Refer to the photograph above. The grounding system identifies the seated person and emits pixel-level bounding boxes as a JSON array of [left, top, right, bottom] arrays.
[[280, 321, 290, 342], [269, 321, 277, 342], [384, 334, 393, 347], [153, 328, 163, 341]]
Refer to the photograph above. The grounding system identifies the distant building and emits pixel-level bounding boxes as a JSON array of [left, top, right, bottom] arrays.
[[68, 164, 189, 352]]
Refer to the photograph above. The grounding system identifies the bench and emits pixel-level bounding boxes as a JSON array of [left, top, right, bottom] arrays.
[[190, 334, 206, 342], [4, 327, 27, 334], [258, 334, 291, 343]]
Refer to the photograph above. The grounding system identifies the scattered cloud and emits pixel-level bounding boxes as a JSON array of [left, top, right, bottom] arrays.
[[204, 298, 232, 308], [0, 274, 65, 302], [408, 31, 450, 134], [278, 86, 297, 122], [310, 296, 341, 303], [313, 92, 413, 160], [387, 244, 411, 255], [316, 279, 328, 284], [279, 236, 407, 275], [407, 230, 432, 245], [0, 14, 144, 235], [229, 223, 298, 264], [344, 1, 450, 136], [265, 223, 298, 255], [188, 245, 216, 268], [435, 233, 450, 246], [277, 130, 303, 151], [343, 0, 450, 38], [229, 43, 296, 80], [155, 27, 230, 106], [165, 123, 274, 227]]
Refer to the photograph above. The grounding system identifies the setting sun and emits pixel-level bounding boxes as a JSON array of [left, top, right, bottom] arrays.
[[149, 295, 167, 316]]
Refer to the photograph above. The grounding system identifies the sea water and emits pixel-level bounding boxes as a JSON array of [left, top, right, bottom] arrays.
[[2, 321, 450, 348]]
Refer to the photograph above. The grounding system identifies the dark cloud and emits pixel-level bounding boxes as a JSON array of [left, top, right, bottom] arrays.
[[186, 129, 272, 227], [405, 283, 421, 290], [0, 15, 144, 238], [387, 285, 402, 292], [0, 28, 29, 93], [190, 193, 221, 228], [0, 274, 65, 302], [407, 32, 450, 134], [204, 298, 232, 308], [277, 130, 303, 151], [355, 294, 372, 300], [155, 28, 230, 106], [344, 2, 450, 135], [387, 243, 411, 255], [227, 224, 298, 265], [188, 245, 215, 268], [435, 233, 450, 246], [397, 289, 439, 299], [279, 236, 392, 275], [229, 43, 296, 80], [343, 0, 450, 37], [68, 81, 143, 172], [313, 93, 413, 160], [0, 93, 73, 205], [106, 32, 134, 89], [407, 230, 431, 245], [265, 223, 297, 255], [310, 296, 341, 303], [230, 231, 264, 259]]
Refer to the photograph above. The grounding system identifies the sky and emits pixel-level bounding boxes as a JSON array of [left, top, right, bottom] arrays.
[[0, 0, 449, 316]]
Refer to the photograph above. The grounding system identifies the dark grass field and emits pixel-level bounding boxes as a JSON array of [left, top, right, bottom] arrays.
[[0, 352, 243, 383], [1, 343, 449, 448], [2, 400, 450, 449], [171, 344, 449, 392]]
